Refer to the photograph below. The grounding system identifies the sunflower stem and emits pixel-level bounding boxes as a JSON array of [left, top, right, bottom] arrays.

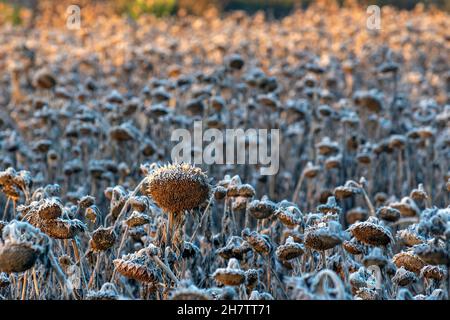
[[113, 177, 148, 229], [32, 268, 40, 298], [21, 271, 28, 300]]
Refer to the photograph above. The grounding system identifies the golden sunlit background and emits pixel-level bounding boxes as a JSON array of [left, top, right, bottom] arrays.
[[1, 0, 449, 26], [0, 0, 449, 302]]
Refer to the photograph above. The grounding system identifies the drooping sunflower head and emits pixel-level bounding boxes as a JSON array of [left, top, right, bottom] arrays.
[[144, 163, 210, 214]]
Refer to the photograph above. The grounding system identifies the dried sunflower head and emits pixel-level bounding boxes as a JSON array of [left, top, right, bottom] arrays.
[[129, 196, 149, 212], [213, 258, 246, 286], [334, 182, 361, 199], [144, 163, 210, 213], [353, 90, 383, 113], [213, 186, 227, 200], [226, 181, 255, 198], [86, 283, 124, 300], [274, 206, 302, 228], [396, 228, 424, 247], [85, 205, 100, 223], [90, 227, 116, 251], [389, 197, 420, 217], [0, 221, 48, 273], [35, 218, 86, 239], [304, 224, 342, 251], [410, 184, 428, 201], [392, 267, 417, 286], [0, 241, 41, 274], [303, 162, 321, 179], [236, 184, 256, 198], [34, 198, 63, 220], [245, 269, 261, 292], [377, 206, 401, 222], [356, 150, 372, 165], [78, 195, 95, 210], [317, 196, 341, 215], [420, 265, 446, 281], [113, 247, 161, 284], [58, 254, 74, 272], [374, 192, 388, 204], [0, 168, 16, 188], [109, 123, 137, 142], [170, 283, 210, 300], [343, 239, 364, 255], [419, 208, 448, 237], [316, 137, 339, 156], [110, 186, 128, 221], [349, 220, 392, 246], [125, 211, 151, 228], [276, 237, 305, 260], [282, 227, 304, 244], [216, 236, 251, 260], [241, 228, 272, 256], [247, 198, 277, 220], [393, 251, 426, 274]]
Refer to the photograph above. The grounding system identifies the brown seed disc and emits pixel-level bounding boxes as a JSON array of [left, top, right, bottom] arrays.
[[420, 265, 446, 281], [36, 199, 63, 220], [113, 257, 160, 284], [304, 228, 342, 251], [276, 242, 304, 260], [247, 200, 277, 220], [343, 240, 364, 255], [0, 243, 38, 273], [396, 229, 424, 246], [91, 227, 116, 251], [213, 269, 246, 286], [390, 202, 418, 217], [377, 206, 401, 222], [349, 222, 392, 246], [40, 218, 86, 239], [126, 212, 151, 228], [145, 164, 210, 214], [392, 267, 417, 286], [393, 252, 426, 274]]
